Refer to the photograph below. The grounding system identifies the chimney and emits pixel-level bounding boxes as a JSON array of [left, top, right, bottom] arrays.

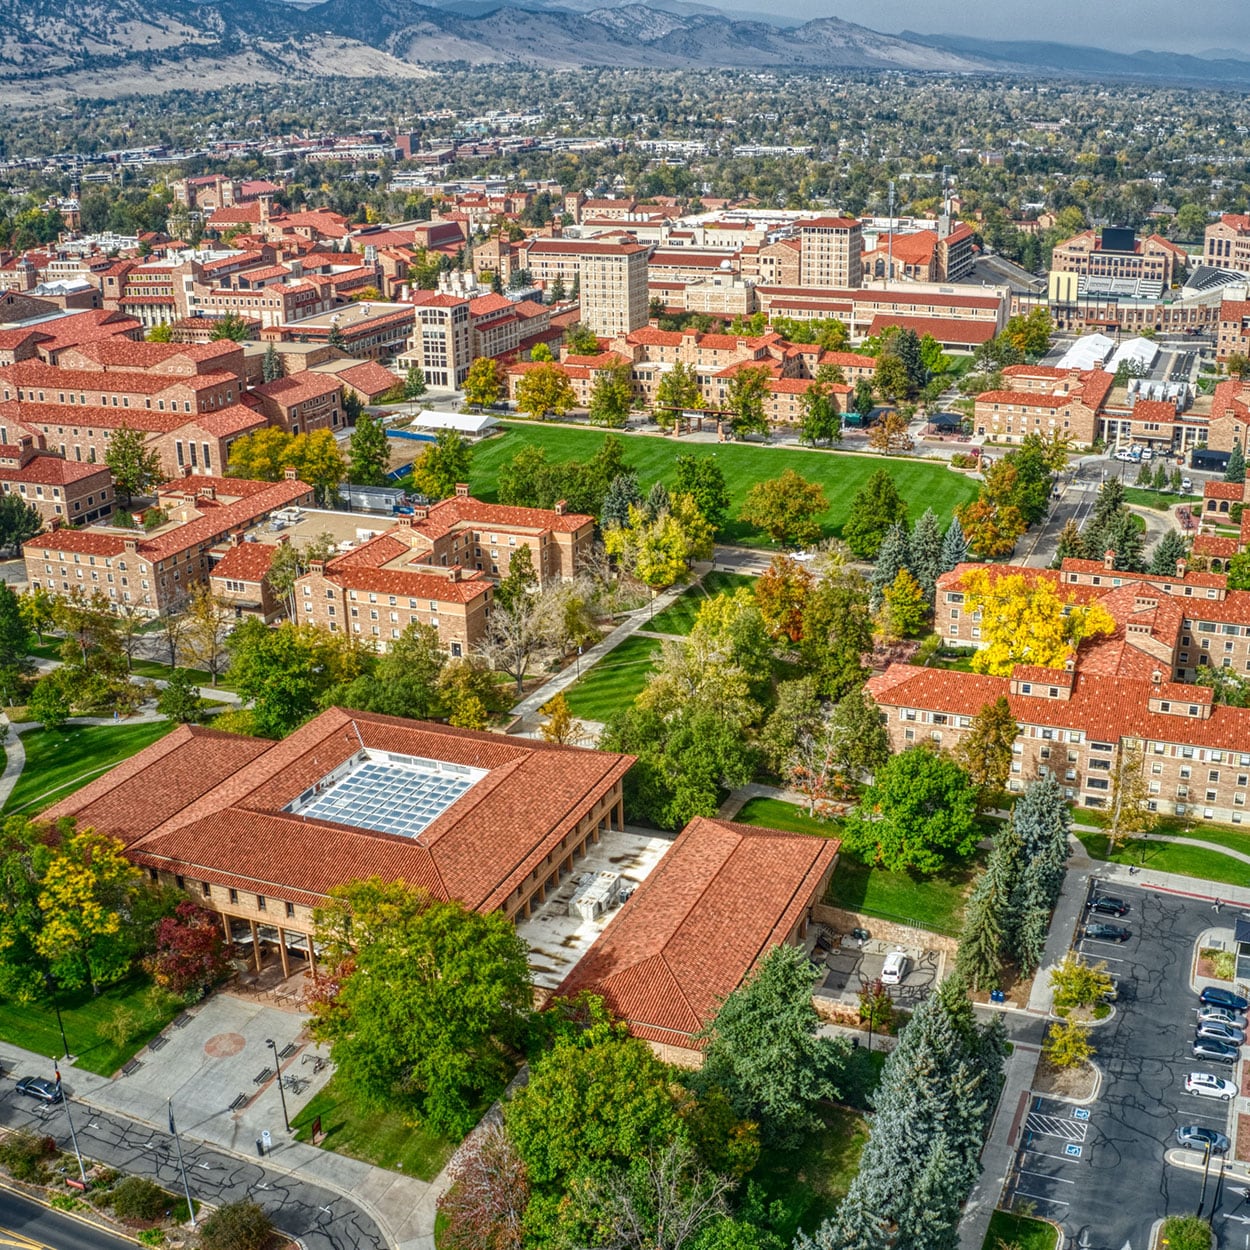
[[451, 565, 461, 581], [1175, 558, 1188, 579], [1152, 669, 1163, 685], [309, 559, 324, 574], [1103, 548, 1116, 570], [412, 505, 429, 521], [454, 482, 469, 498], [283, 466, 298, 480], [396, 514, 413, 528], [124, 537, 138, 553]]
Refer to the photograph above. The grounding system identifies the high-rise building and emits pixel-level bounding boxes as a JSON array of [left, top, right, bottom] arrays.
[[798, 217, 863, 290], [576, 242, 651, 338]]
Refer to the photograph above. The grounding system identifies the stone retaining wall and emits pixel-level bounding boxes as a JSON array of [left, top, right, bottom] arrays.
[[812, 903, 960, 955]]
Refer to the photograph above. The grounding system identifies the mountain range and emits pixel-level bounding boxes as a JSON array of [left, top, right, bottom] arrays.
[[3, 0, 1250, 104]]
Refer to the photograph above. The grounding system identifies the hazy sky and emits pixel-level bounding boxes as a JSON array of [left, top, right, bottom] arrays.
[[714, 0, 1250, 56]]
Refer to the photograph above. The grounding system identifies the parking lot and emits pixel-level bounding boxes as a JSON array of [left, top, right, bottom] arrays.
[[1006, 883, 1242, 1249]]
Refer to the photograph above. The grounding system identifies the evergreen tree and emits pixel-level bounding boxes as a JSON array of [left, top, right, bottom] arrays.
[[1007, 775, 1071, 972], [1149, 529, 1189, 577], [939, 517, 968, 573], [261, 341, 284, 383], [869, 522, 911, 611], [909, 508, 944, 602], [1097, 510, 1146, 572], [1053, 518, 1086, 566], [1225, 441, 1246, 484], [601, 472, 642, 530], [1152, 462, 1169, 491], [955, 825, 1017, 991], [843, 469, 908, 559], [347, 414, 391, 486], [644, 480, 671, 520]]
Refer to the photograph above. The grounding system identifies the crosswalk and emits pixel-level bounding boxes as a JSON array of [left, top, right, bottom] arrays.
[[1025, 1111, 1089, 1143]]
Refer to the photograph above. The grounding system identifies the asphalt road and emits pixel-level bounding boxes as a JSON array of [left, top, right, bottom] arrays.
[[1007, 882, 1243, 1249], [0, 1184, 135, 1250], [0, 1085, 387, 1250]]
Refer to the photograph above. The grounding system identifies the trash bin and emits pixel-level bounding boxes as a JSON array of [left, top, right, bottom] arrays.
[[255, 1137, 266, 1158], [990, 989, 1006, 1004]]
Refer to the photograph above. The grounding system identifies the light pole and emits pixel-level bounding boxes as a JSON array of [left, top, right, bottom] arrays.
[[168, 1101, 197, 1228], [53, 1060, 87, 1187], [267, 1039, 291, 1132]]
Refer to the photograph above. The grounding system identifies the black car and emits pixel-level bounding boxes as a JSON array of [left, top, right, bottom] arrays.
[[1084, 922, 1131, 942], [14, 1076, 61, 1103], [1200, 988, 1250, 1012], [1192, 1038, 1241, 1065], [1087, 895, 1130, 917]]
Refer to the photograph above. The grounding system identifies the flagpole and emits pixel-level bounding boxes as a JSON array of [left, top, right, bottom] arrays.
[[53, 1060, 87, 1186], [168, 1101, 197, 1228]]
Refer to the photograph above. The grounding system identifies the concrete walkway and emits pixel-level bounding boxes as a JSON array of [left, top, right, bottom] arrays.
[[717, 781, 812, 820], [0, 713, 23, 810], [508, 563, 709, 727]]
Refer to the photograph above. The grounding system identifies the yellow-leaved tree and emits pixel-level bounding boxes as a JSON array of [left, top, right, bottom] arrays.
[[961, 569, 1115, 676]]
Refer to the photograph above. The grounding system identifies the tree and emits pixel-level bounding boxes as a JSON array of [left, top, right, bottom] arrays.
[[530, 341, 554, 363], [293, 428, 347, 507], [179, 586, 234, 687], [605, 503, 705, 595], [347, 414, 391, 486], [27, 677, 70, 730], [867, 410, 914, 454], [955, 826, 1018, 991], [226, 426, 296, 482], [939, 517, 968, 573], [410, 429, 474, 500], [261, 341, 284, 383], [866, 522, 910, 612], [758, 677, 823, 773], [851, 377, 875, 425], [829, 685, 891, 781], [209, 312, 249, 343], [1008, 775, 1072, 972], [798, 574, 873, 700], [0, 583, 32, 704], [655, 360, 702, 428], [956, 696, 1020, 805], [738, 470, 827, 547], [1107, 743, 1153, 848], [463, 356, 504, 410], [1049, 955, 1114, 1012], [602, 472, 642, 531], [156, 668, 206, 723], [0, 494, 42, 557], [753, 555, 814, 643], [799, 380, 842, 447], [723, 365, 771, 438], [103, 424, 163, 506], [1044, 1019, 1094, 1070], [436, 1124, 529, 1250], [147, 323, 174, 344], [516, 362, 576, 421], [539, 692, 584, 745], [908, 508, 944, 603], [589, 362, 634, 428], [873, 354, 912, 405], [495, 546, 538, 612], [956, 497, 1026, 559], [19, 588, 55, 646], [145, 900, 231, 995], [403, 365, 427, 401], [1148, 528, 1188, 577], [879, 568, 927, 639], [479, 584, 567, 695], [311, 879, 533, 1135], [843, 745, 979, 875], [843, 469, 907, 559], [197, 1201, 274, 1250], [961, 568, 1116, 675], [565, 321, 600, 355], [1225, 441, 1246, 484], [673, 455, 730, 532]]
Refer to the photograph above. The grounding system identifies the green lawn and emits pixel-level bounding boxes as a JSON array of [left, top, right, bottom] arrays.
[[127, 657, 236, 692], [291, 1074, 458, 1182], [747, 1104, 869, 1241], [461, 424, 980, 546], [984, 1210, 1059, 1250], [0, 975, 182, 1077], [1074, 829, 1250, 888], [4, 720, 176, 816], [734, 797, 980, 935], [563, 635, 664, 721], [1122, 486, 1200, 511], [646, 570, 758, 636], [1075, 807, 1250, 852]]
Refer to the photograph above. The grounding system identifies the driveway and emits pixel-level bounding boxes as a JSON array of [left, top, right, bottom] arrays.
[[1005, 882, 1239, 1249]]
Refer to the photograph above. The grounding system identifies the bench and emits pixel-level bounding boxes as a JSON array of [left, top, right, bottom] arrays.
[[278, 1042, 299, 1059], [173, 1013, 193, 1029], [121, 1059, 142, 1076], [228, 1093, 249, 1112], [252, 1067, 273, 1086], [147, 1035, 168, 1052]]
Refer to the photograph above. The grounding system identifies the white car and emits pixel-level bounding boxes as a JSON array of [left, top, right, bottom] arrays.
[[1185, 1072, 1238, 1101], [1182, 477, 1193, 491], [881, 949, 909, 985]]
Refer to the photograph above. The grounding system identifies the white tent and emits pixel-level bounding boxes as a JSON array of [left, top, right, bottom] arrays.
[[408, 410, 500, 436], [1106, 337, 1159, 374], [1056, 334, 1116, 371]]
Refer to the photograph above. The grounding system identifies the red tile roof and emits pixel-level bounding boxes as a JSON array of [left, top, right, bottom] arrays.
[[1204, 481, 1246, 501], [211, 542, 279, 584], [324, 566, 489, 604], [868, 314, 997, 346], [0, 361, 235, 397], [253, 373, 343, 405], [557, 816, 838, 1045]]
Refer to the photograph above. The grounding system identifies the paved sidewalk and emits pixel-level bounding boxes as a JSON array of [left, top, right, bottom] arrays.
[[717, 781, 812, 820], [0, 713, 24, 810], [1026, 838, 1101, 1015], [509, 563, 709, 726]]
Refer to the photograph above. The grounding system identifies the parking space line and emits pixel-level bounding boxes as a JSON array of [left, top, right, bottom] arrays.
[[1022, 1148, 1085, 1162], [1019, 1169, 1075, 1184], [1013, 1189, 1070, 1207]]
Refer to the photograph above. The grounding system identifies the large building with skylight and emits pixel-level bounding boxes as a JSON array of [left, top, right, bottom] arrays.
[[45, 707, 633, 979]]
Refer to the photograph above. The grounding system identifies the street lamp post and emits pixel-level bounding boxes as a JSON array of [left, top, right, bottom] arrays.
[[267, 1039, 291, 1132], [53, 1060, 87, 1187]]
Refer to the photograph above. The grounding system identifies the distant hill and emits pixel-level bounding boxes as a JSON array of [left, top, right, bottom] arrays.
[[2, 0, 1249, 104]]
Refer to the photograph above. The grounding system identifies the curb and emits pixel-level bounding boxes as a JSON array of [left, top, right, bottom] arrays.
[[0, 1175, 146, 1246], [1033, 1057, 1104, 1107]]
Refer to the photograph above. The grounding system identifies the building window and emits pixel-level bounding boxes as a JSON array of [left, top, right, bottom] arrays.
[[201, 882, 211, 898], [228, 888, 239, 904], [285, 901, 295, 918], [256, 895, 266, 911]]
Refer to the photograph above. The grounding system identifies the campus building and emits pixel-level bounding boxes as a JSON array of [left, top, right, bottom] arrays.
[[797, 217, 864, 290], [45, 708, 636, 977]]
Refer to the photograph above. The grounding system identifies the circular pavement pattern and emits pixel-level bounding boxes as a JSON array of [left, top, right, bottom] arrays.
[[204, 1032, 246, 1058]]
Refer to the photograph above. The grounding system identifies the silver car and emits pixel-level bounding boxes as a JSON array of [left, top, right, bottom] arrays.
[[1196, 1005, 1247, 1029], [1195, 1020, 1246, 1046]]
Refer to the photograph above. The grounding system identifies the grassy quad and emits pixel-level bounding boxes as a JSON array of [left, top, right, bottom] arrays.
[[3, 720, 176, 816], [448, 423, 980, 547], [983, 1210, 1060, 1250], [734, 796, 980, 936], [562, 635, 665, 722], [291, 1073, 460, 1181], [645, 570, 759, 636], [0, 976, 182, 1077], [1073, 828, 1250, 889]]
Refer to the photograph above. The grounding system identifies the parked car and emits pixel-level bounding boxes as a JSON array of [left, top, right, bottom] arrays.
[[1192, 1038, 1241, 1064], [1175, 1126, 1231, 1154], [14, 1076, 61, 1104], [1084, 923, 1131, 942], [1200, 988, 1250, 1011], [1087, 895, 1130, 917], [1195, 1020, 1246, 1045], [1196, 1005, 1248, 1028], [1182, 477, 1193, 491], [881, 948, 910, 985], [1184, 1072, 1238, 1100], [1141, 448, 1155, 461]]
